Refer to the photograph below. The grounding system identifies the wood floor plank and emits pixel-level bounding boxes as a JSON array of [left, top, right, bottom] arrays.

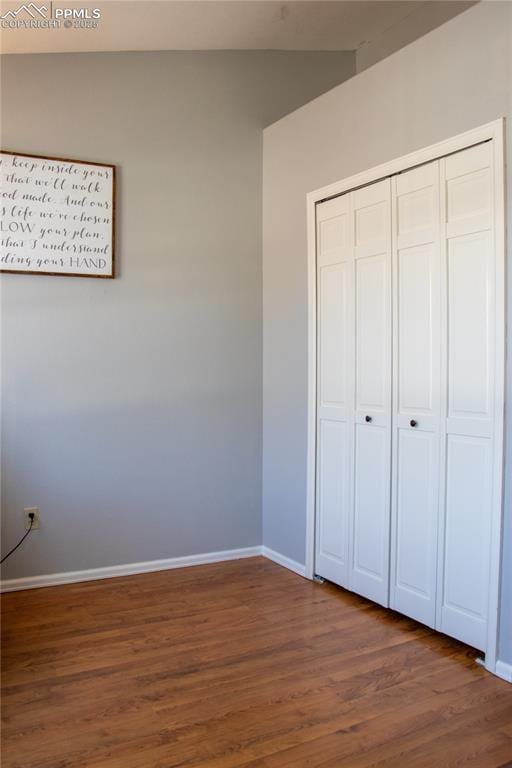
[[2, 557, 511, 768]]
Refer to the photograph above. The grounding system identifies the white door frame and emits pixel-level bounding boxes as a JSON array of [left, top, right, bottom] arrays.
[[305, 119, 506, 674]]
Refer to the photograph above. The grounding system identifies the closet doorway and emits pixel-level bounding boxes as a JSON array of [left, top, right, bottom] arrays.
[[305, 120, 505, 675]]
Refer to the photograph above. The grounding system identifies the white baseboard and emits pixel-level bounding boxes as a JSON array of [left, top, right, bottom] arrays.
[[0, 546, 263, 592], [262, 546, 307, 578], [495, 660, 512, 683], [1, 544, 309, 593]]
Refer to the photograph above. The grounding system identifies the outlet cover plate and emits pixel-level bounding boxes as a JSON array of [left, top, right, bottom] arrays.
[[24, 507, 40, 530]]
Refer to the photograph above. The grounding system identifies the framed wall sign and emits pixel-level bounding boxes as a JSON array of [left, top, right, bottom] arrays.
[[0, 151, 116, 278]]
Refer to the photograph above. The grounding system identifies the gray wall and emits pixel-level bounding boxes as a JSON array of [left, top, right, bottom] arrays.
[[262, 3, 512, 661], [1, 49, 355, 579], [355, 0, 476, 73]]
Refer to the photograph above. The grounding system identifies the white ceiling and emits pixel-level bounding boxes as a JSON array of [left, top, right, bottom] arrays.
[[0, 0, 470, 55]]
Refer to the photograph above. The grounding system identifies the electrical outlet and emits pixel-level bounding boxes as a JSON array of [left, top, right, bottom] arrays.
[[24, 507, 40, 530]]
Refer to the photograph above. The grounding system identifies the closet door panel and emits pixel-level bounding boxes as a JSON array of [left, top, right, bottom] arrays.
[[395, 429, 438, 626], [397, 242, 437, 423], [446, 231, 492, 432], [315, 195, 353, 587], [351, 180, 391, 605], [355, 254, 388, 414], [391, 162, 440, 627], [396, 164, 437, 249], [445, 142, 492, 238], [442, 435, 491, 649], [438, 143, 495, 650], [352, 422, 390, 604], [316, 419, 350, 583], [353, 181, 389, 259], [319, 262, 350, 411]]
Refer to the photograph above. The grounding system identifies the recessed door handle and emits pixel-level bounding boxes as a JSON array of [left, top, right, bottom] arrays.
[[410, 419, 418, 428], [365, 415, 372, 423]]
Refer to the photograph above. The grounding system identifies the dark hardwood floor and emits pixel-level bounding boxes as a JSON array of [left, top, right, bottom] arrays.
[[2, 557, 511, 767]]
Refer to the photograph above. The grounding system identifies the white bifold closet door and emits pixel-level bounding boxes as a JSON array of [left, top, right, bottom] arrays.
[[315, 178, 392, 607], [315, 141, 498, 652], [390, 142, 496, 650]]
